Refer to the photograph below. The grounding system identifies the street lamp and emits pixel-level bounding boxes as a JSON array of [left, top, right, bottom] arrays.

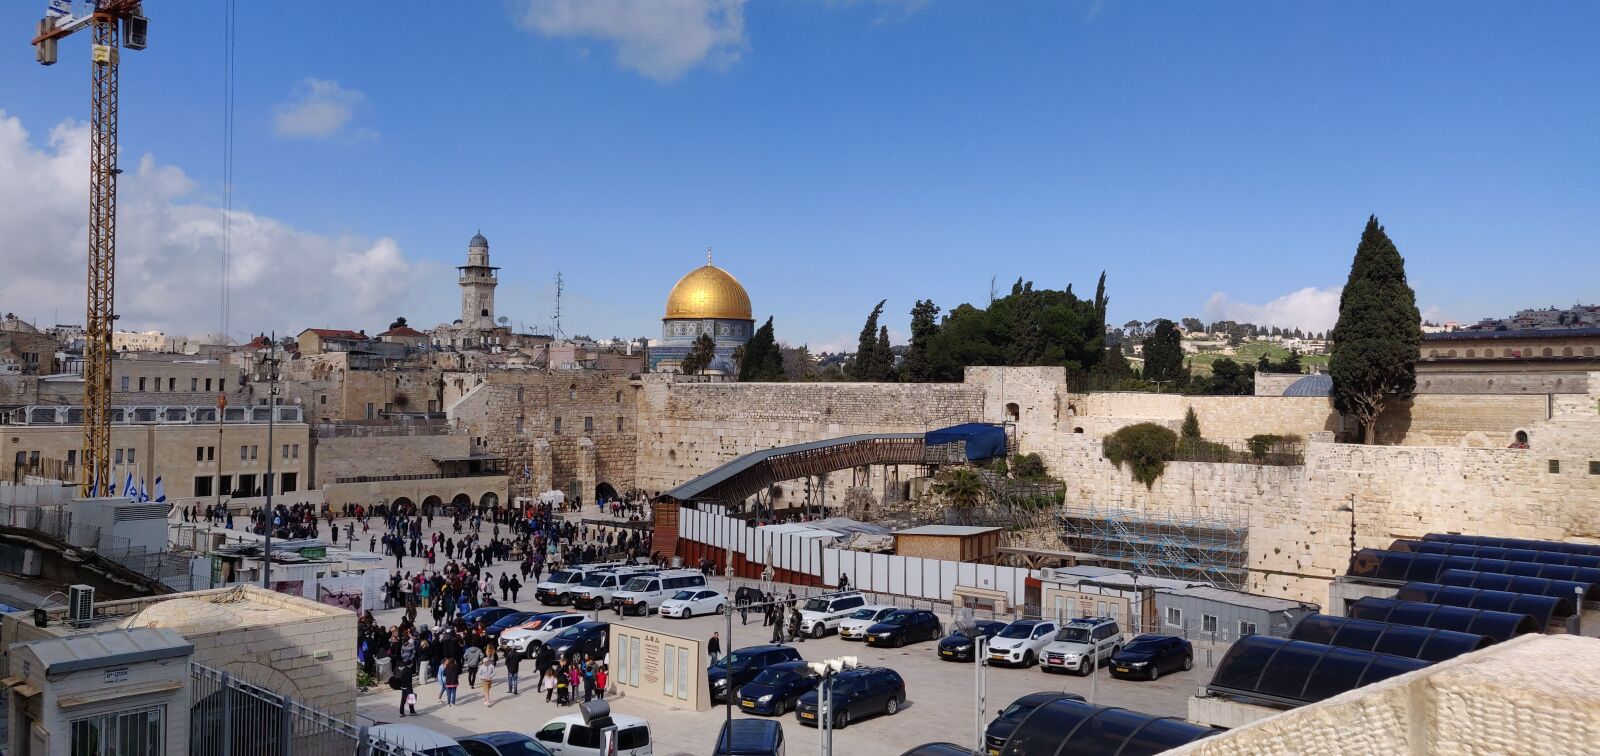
[[806, 656, 858, 755], [260, 333, 279, 588]]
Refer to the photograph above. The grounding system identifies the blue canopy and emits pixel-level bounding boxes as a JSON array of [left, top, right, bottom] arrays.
[[925, 423, 1007, 461]]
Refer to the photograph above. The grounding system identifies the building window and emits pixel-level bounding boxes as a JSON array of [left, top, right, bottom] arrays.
[[292, 444, 300, 459], [1589, 461, 1600, 475], [196, 446, 205, 462], [195, 476, 213, 497], [65, 449, 77, 476], [121, 376, 130, 392], [1542, 347, 1553, 357], [1202, 614, 1218, 633], [127, 448, 135, 465], [584, 416, 594, 433], [1515, 430, 1529, 445], [366, 403, 375, 419], [617, 417, 625, 432], [169, 378, 175, 391], [70, 703, 165, 756], [319, 394, 327, 405], [281, 472, 298, 493], [616, 391, 623, 403], [205, 378, 212, 391], [240, 445, 248, 461], [250, 445, 258, 460], [1165, 606, 1183, 627], [282, 444, 290, 459], [220, 475, 232, 494], [207, 446, 215, 461], [1464, 349, 1474, 358], [1239, 620, 1257, 637], [237, 474, 256, 496], [191, 377, 198, 391], [516, 416, 525, 433], [569, 384, 577, 400], [140, 377, 148, 391], [554, 417, 562, 434], [517, 386, 525, 402], [1549, 459, 1561, 474]]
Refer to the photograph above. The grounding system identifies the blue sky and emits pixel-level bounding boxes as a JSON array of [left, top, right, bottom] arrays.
[[1, 0, 1595, 349]]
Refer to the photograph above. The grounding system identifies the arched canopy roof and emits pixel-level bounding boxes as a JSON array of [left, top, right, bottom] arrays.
[[1395, 582, 1571, 626], [1345, 596, 1541, 642], [1420, 533, 1600, 558], [1288, 613, 1490, 663], [1390, 539, 1600, 569], [1206, 635, 1429, 708], [999, 698, 1217, 755]]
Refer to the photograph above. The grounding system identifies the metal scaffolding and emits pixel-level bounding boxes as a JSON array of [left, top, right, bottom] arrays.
[[1057, 501, 1249, 591]]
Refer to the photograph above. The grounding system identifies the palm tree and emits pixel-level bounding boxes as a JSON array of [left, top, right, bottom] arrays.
[[932, 467, 988, 510]]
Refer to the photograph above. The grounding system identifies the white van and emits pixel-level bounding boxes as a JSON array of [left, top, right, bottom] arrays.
[[534, 712, 652, 756], [611, 569, 708, 616], [536, 562, 628, 606], [369, 724, 468, 756], [796, 592, 867, 637], [569, 567, 659, 610]]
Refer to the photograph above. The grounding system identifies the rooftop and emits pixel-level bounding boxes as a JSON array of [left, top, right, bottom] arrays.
[[1424, 327, 1600, 341], [15, 627, 191, 674], [894, 525, 1002, 537]]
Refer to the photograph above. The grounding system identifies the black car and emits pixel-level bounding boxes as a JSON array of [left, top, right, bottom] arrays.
[[938, 620, 1008, 662], [461, 607, 520, 629], [483, 611, 540, 642], [900, 745, 976, 756], [1108, 634, 1193, 680], [736, 660, 821, 715], [708, 645, 803, 703], [983, 692, 1086, 755], [864, 609, 943, 648], [459, 730, 554, 756], [544, 620, 609, 661], [713, 718, 786, 756], [794, 667, 906, 729]]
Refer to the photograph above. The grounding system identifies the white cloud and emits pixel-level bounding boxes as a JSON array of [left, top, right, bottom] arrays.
[[0, 110, 441, 340], [1202, 287, 1342, 333], [272, 78, 366, 139], [516, 0, 747, 81]]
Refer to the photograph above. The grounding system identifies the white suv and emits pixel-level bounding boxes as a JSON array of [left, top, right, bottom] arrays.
[[1041, 617, 1123, 675], [498, 612, 586, 656], [986, 619, 1059, 667], [569, 568, 657, 610], [797, 592, 867, 637], [836, 605, 898, 641]]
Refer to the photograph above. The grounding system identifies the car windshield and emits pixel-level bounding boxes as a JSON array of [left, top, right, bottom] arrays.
[[847, 608, 879, 620], [802, 598, 832, 613], [997, 700, 1041, 722], [1058, 627, 1092, 643], [623, 577, 652, 591], [548, 570, 577, 584], [882, 612, 914, 626], [712, 650, 755, 670], [552, 626, 585, 643], [997, 622, 1035, 639], [750, 668, 799, 686], [1124, 640, 1164, 653], [672, 590, 696, 600], [580, 574, 609, 588]]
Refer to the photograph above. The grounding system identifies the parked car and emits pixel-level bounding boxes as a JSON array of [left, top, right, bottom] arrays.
[[796, 592, 868, 637], [937, 620, 1008, 662], [460, 606, 520, 629], [982, 692, 1086, 755], [901, 745, 978, 756], [836, 605, 898, 641], [713, 718, 786, 756], [865, 609, 943, 648], [708, 645, 803, 703], [1040, 617, 1123, 676], [736, 660, 821, 715], [1108, 634, 1193, 681], [660, 588, 728, 618], [544, 620, 610, 661], [986, 619, 1059, 667], [535, 563, 626, 606], [499, 612, 587, 656], [568, 567, 657, 610], [369, 724, 469, 756], [534, 712, 652, 756], [611, 569, 709, 616], [794, 667, 906, 729], [483, 611, 542, 642], [459, 730, 555, 756]]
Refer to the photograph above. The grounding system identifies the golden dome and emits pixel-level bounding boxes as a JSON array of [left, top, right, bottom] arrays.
[[665, 263, 753, 320]]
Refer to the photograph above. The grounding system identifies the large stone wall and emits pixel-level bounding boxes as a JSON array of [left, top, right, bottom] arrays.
[[312, 433, 470, 489], [1373, 393, 1550, 447], [1061, 391, 1343, 441]]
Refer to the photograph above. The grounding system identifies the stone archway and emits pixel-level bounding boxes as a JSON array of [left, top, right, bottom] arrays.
[[392, 496, 414, 510], [479, 492, 499, 510], [595, 481, 619, 502], [422, 495, 442, 516]]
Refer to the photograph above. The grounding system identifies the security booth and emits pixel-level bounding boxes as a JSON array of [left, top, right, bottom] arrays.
[[3, 628, 193, 756]]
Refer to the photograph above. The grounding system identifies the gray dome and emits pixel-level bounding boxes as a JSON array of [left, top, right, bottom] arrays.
[[469, 231, 488, 248], [1283, 373, 1334, 397]]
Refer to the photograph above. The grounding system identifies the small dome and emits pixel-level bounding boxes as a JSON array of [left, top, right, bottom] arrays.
[[1283, 373, 1334, 397], [122, 598, 243, 635], [469, 232, 488, 248], [665, 263, 752, 321]]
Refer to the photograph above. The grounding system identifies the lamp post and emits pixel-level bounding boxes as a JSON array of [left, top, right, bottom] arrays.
[[260, 333, 279, 588], [806, 656, 857, 756]]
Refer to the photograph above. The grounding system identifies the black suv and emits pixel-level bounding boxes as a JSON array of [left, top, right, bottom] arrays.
[[983, 692, 1086, 755], [864, 609, 943, 648], [1108, 634, 1193, 681], [937, 620, 1007, 662], [794, 667, 906, 729], [707, 645, 803, 703], [544, 620, 609, 661]]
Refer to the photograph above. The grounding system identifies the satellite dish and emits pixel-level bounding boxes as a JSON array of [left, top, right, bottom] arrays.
[[498, 316, 509, 325]]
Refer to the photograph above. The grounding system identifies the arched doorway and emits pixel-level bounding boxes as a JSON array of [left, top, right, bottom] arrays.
[[1005, 402, 1020, 422], [392, 496, 415, 511], [421, 495, 442, 515], [479, 492, 499, 510], [595, 482, 619, 502], [451, 493, 473, 514]]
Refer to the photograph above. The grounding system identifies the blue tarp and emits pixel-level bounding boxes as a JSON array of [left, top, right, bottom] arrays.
[[925, 423, 1007, 461]]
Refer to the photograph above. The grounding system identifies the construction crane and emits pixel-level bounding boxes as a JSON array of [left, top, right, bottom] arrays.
[[31, 0, 149, 496]]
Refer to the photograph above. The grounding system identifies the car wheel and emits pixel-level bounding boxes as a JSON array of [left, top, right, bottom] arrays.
[[1077, 661, 1092, 677], [1023, 651, 1036, 667], [836, 709, 850, 729], [885, 696, 900, 716], [812, 624, 826, 639], [1183, 655, 1194, 671], [1150, 665, 1161, 681], [716, 603, 726, 615]]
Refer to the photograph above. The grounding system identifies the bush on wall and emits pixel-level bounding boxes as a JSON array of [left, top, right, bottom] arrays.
[[1102, 422, 1178, 489]]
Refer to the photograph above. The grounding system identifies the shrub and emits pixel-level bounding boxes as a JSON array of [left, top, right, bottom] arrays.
[[1181, 407, 1202, 440], [1177, 437, 1234, 462], [1247, 433, 1304, 461], [1103, 422, 1178, 489], [990, 457, 1010, 477], [1011, 453, 1049, 480]]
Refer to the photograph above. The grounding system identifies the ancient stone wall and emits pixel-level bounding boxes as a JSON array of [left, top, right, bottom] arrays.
[[312, 433, 469, 489], [1062, 391, 1343, 441], [1373, 393, 1550, 447]]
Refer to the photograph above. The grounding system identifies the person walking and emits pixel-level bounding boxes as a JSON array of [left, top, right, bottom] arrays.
[[463, 643, 484, 687], [394, 662, 417, 718], [707, 632, 722, 663], [770, 611, 783, 644], [839, 572, 850, 592], [480, 648, 498, 706], [442, 658, 460, 706], [594, 663, 609, 700], [542, 667, 559, 703], [582, 657, 597, 703], [509, 575, 522, 602], [504, 648, 521, 695]]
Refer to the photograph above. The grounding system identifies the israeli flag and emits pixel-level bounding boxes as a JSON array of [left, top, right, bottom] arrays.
[[137, 479, 149, 503], [123, 472, 137, 499], [88, 470, 99, 498], [153, 476, 166, 503]]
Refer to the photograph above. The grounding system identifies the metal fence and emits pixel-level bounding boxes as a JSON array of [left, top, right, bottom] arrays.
[[189, 662, 427, 756]]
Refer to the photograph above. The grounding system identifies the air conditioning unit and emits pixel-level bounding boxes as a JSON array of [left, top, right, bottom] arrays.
[[1040, 567, 1058, 581], [68, 584, 94, 626]]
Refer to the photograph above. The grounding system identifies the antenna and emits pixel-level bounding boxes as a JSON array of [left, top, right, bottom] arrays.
[[551, 271, 565, 340]]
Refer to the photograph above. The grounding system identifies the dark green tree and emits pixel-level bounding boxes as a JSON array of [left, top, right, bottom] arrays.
[[1141, 319, 1184, 384], [1181, 407, 1202, 440], [1008, 280, 1045, 364], [874, 325, 895, 381], [738, 317, 785, 382], [903, 299, 941, 382], [679, 332, 717, 375], [1330, 216, 1422, 444], [1181, 317, 1205, 334], [389, 316, 408, 330], [851, 300, 888, 381]]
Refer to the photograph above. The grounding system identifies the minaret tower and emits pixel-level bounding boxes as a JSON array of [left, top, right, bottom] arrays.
[[459, 231, 499, 330]]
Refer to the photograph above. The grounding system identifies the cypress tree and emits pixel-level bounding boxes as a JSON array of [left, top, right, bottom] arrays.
[[738, 317, 785, 382], [851, 300, 887, 381], [874, 325, 894, 381], [1141, 319, 1184, 384], [904, 299, 941, 382], [1330, 216, 1422, 444]]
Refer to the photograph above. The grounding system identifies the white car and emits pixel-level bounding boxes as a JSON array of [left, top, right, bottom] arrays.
[[498, 612, 586, 656], [659, 589, 727, 618], [796, 592, 867, 637], [535, 712, 652, 756], [986, 619, 1059, 667], [836, 605, 898, 641], [368, 724, 467, 756]]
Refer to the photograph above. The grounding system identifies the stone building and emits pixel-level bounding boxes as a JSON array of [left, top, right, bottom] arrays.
[[647, 253, 755, 375], [430, 232, 513, 351]]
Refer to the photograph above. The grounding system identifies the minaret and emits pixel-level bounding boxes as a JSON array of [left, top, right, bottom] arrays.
[[458, 231, 499, 330]]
